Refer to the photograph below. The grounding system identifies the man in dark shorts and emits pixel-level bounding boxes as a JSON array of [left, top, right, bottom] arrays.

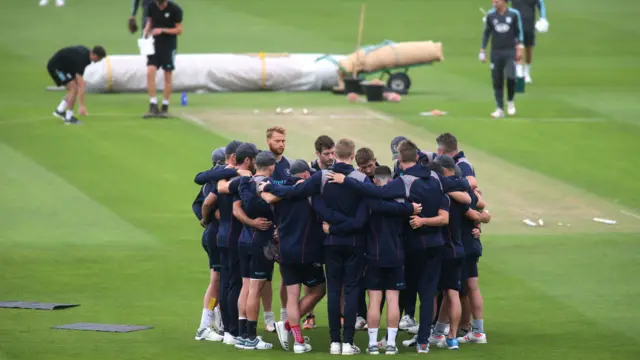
[[142, 0, 183, 118], [510, 0, 548, 83], [479, 0, 524, 118], [362, 166, 420, 355], [47, 45, 106, 124]]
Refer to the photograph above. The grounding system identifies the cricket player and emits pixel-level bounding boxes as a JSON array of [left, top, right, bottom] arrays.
[[436, 133, 478, 189], [261, 139, 370, 355], [355, 147, 379, 181], [426, 157, 472, 351], [218, 143, 261, 346], [128, 0, 155, 34], [479, 0, 524, 118], [235, 152, 279, 350], [47, 45, 106, 124], [328, 139, 449, 354], [264, 126, 293, 329], [305, 135, 335, 329], [510, 0, 548, 83], [142, 0, 183, 118], [260, 160, 328, 353], [458, 190, 491, 344], [210, 142, 251, 345], [390, 136, 436, 179], [310, 135, 336, 172], [362, 166, 422, 355], [193, 147, 227, 342]]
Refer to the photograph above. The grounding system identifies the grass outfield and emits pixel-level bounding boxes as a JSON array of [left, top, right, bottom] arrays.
[[1, 0, 639, 359]]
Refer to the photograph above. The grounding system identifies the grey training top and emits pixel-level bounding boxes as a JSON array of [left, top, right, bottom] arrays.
[[482, 8, 524, 51]]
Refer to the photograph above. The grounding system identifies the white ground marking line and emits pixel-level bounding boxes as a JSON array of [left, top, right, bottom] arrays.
[[180, 113, 205, 126], [620, 210, 640, 220], [366, 109, 394, 123], [432, 116, 607, 123]]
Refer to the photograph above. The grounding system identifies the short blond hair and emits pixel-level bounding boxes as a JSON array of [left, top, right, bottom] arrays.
[[266, 126, 286, 139], [336, 138, 356, 160]]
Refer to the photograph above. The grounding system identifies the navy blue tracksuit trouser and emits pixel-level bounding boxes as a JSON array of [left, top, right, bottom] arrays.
[[402, 250, 422, 318], [220, 246, 242, 336], [325, 245, 365, 344], [416, 245, 444, 345]]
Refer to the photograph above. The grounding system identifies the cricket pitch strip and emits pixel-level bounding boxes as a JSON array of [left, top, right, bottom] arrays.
[[181, 107, 640, 236]]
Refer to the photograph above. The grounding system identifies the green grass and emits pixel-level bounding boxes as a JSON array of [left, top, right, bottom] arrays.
[[1, 0, 640, 359]]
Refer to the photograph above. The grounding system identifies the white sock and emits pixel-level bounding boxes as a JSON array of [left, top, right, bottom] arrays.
[[150, 97, 157, 104], [368, 328, 378, 346], [200, 308, 214, 329], [57, 100, 67, 113], [162, 99, 169, 106], [280, 308, 288, 322], [525, 64, 531, 76], [65, 110, 73, 120], [387, 328, 398, 347], [263, 311, 274, 322], [434, 321, 449, 337]]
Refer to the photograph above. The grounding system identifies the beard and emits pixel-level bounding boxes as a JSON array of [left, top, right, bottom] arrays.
[[269, 146, 284, 156]]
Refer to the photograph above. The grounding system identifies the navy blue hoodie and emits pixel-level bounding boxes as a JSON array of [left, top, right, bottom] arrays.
[[265, 162, 370, 247], [238, 175, 275, 248], [194, 166, 240, 186], [453, 151, 475, 179], [393, 150, 436, 178], [271, 177, 325, 264], [341, 163, 449, 249], [364, 197, 414, 267], [216, 177, 242, 248], [442, 188, 466, 260], [461, 191, 483, 257]]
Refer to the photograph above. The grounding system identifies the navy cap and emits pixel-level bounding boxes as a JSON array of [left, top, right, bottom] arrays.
[[225, 140, 243, 156], [256, 151, 277, 167], [435, 155, 462, 177], [390, 136, 408, 160], [290, 159, 312, 176], [236, 143, 259, 161], [212, 147, 226, 165]]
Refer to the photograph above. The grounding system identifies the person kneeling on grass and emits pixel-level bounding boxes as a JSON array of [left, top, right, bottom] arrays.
[[47, 45, 106, 125], [361, 166, 422, 355]]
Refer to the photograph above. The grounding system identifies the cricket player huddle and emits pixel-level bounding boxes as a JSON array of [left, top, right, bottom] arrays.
[[191, 127, 491, 355]]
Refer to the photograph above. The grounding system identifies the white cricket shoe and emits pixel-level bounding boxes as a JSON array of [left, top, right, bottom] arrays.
[[55, 0, 65, 6], [385, 344, 399, 355], [402, 335, 417, 348], [195, 327, 223, 341], [342, 343, 361, 355], [491, 108, 505, 118], [507, 101, 517, 116], [39, 0, 49, 6], [244, 336, 273, 350], [294, 342, 312, 354], [399, 315, 416, 331], [428, 334, 446, 346], [274, 321, 290, 351], [457, 332, 487, 344], [330, 342, 342, 355], [355, 316, 368, 330], [407, 324, 419, 335], [525, 74, 532, 84], [377, 337, 387, 348], [223, 332, 237, 345], [416, 343, 429, 354]]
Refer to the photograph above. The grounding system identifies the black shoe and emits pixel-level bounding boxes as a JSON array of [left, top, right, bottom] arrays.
[[143, 103, 160, 119], [64, 116, 82, 125], [52, 110, 65, 121], [159, 104, 169, 118]]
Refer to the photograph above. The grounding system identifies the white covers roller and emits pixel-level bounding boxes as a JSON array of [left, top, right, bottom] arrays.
[[81, 53, 346, 93]]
